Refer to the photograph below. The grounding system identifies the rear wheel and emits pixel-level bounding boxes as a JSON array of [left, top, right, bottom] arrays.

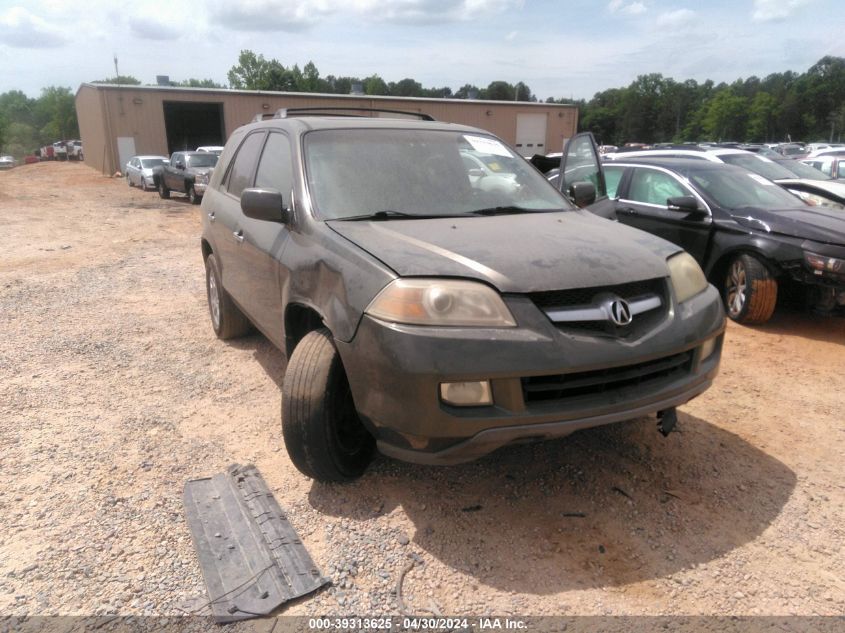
[[158, 180, 170, 199], [282, 328, 374, 482], [205, 253, 250, 339], [724, 254, 778, 324]]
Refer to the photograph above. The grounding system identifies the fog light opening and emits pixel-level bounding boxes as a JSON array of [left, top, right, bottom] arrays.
[[700, 336, 717, 361], [440, 380, 492, 407]]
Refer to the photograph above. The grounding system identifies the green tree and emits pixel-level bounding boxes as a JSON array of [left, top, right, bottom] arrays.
[[702, 90, 748, 140], [389, 78, 424, 97], [486, 81, 515, 101], [747, 92, 778, 141], [175, 78, 225, 88], [363, 74, 389, 96], [227, 50, 296, 91], [37, 86, 78, 140], [92, 75, 141, 85]]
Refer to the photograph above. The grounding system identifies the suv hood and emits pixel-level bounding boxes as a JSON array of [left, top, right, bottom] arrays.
[[327, 211, 676, 293], [731, 206, 845, 245], [187, 166, 214, 176]]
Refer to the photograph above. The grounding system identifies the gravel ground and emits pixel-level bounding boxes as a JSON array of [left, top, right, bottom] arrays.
[[1, 163, 844, 625]]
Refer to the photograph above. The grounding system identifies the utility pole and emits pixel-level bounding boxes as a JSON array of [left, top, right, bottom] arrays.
[[113, 55, 120, 85]]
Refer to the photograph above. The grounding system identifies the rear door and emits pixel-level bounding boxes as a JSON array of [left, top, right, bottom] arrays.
[[615, 165, 712, 261]]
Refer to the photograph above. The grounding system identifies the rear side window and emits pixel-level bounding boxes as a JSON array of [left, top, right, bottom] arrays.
[[254, 132, 293, 197], [628, 168, 689, 205], [225, 132, 266, 197]]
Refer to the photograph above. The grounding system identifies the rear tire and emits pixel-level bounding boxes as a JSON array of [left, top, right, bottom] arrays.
[[282, 328, 374, 482], [205, 253, 251, 339], [724, 254, 778, 324], [158, 180, 170, 199]]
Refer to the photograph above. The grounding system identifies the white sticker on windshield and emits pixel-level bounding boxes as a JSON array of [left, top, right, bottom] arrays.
[[749, 173, 775, 186], [463, 135, 512, 157]]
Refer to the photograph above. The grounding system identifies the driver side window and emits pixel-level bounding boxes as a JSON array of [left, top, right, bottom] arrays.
[[628, 168, 690, 206]]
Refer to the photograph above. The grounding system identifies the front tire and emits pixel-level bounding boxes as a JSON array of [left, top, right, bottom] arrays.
[[188, 184, 200, 205], [205, 253, 251, 339], [282, 328, 374, 482], [724, 254, 778, 324], [158, 180, 170, 199], [141, 177, 149, 191]]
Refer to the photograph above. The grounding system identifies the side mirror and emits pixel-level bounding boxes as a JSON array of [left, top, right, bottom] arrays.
[[241, 188, 289, 223], [569, 181, 596, 208], [667, 196, 701, 213], [468, 168, 485, 178]]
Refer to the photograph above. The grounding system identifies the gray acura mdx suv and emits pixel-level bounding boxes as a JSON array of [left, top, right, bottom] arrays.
[[200, 110, 725, 482]]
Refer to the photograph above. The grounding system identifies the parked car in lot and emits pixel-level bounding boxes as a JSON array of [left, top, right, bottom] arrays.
[[595, 157, 845, 322], [605, 147, 845, 210], [802, 155, 845, 180], [52, 141, 68, 161], [200, 114, 725, 482], [0, 155, 15, 169], [67, 140, 83, 161], [153, 151, 217, 204], [196, 145, 224, 155], [125, 155, 169, 190]]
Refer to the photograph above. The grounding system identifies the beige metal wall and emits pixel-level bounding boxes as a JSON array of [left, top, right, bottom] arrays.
[[76, 84, 578, 174]]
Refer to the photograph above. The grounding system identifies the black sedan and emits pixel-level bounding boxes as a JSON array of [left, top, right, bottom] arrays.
[[596, 158, 845, 323]]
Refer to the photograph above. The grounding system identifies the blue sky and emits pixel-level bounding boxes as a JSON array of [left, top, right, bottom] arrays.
[[0, 0, 842, 100]]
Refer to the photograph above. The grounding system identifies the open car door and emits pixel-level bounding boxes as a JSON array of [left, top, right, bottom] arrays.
[[558, 132, 616, 220]]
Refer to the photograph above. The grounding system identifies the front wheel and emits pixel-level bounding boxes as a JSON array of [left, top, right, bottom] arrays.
[[158, 180, 170, 199], [724, 254, 778, 324], [188, 184, 200, 205], [282, 328, 374, 482]]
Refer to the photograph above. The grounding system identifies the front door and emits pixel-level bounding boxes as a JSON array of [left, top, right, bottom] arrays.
[[615, 165, 712, 262]]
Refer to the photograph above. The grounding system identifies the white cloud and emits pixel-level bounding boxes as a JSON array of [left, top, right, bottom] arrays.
[[128, 17, 182, 41], [656, 8, 695, 28], [608, 0, 647, 16], [0, 6, 69, 48], [210, 0, 522, 31], [752, 0, 812, 22]]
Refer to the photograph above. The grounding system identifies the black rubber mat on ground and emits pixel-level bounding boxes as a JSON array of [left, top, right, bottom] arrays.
[[183, 464, 329, 623]]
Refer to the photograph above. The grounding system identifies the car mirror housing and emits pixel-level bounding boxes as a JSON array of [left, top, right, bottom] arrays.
[[667, 196, 701, 213], [241, 188, 289, 223], [569, 181, 596, 208]]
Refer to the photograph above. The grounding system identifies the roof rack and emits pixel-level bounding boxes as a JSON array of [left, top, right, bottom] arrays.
[[251, 113, 276, 122], [273, 107, 435, 121]]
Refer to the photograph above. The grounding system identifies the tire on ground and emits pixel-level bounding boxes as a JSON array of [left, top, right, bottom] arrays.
[[724, 253, 778, 324], [158, 180, 170, 199], [282, 328, 375, 482], [204, 253, 251, 339]]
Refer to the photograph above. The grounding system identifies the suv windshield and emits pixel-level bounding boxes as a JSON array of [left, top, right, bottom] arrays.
[[304, 129, 570, 220], [718, 153, 794, 181], [690, 169, 807, 210], [775, 159, 831, 180], [186, 154, 218, 168]]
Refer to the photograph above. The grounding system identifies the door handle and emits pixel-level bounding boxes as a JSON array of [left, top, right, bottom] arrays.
[[207, 211, 215, 222], [618, 206, 637, 215], [233, 230, 244, 243]]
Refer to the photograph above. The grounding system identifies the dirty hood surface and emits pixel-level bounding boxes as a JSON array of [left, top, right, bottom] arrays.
[[327, 211, 676, 293], [731, 206, 845, 246]]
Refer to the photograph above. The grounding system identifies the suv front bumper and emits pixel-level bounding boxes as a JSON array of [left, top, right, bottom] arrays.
[[337, 284, 726, 465]]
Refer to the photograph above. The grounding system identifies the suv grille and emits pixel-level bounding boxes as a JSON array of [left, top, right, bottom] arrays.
[[522, 351, 693, 404], [529, 278, 668, 338]]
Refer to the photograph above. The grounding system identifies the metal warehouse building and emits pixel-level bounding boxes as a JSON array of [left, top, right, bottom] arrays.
[[75, 83, 578, 175]]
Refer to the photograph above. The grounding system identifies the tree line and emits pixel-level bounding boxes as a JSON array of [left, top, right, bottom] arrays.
[[572, 56, 845, 145], [2, 52, 843, 157]]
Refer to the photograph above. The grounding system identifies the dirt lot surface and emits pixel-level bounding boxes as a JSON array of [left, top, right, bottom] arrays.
[[1, 163, 844, 624]]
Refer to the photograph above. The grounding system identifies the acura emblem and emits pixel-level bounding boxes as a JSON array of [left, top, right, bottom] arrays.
[[609, 299, 633, 326]]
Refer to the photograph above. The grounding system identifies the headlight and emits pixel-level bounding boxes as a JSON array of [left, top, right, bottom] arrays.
[[667, 252, 708, 303], [195, 173, 209, 184], [366, 279, 516, 327], [805, 252, 845, 274]]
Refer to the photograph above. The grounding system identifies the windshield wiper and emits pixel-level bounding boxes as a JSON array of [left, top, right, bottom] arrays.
[[339, 210, 462, 221], [467, 205, 557, 216]]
